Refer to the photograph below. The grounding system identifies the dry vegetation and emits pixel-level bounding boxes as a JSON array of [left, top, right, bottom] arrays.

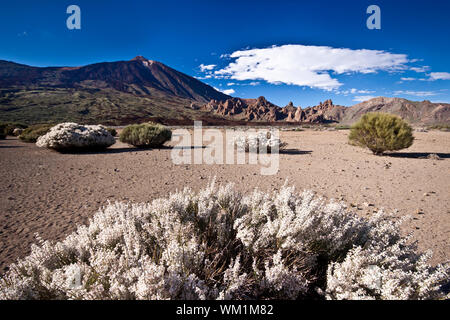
[[0, 126, 449, 300]]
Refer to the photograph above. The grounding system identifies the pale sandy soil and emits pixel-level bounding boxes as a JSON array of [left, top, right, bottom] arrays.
[[0, 129, 449, 273]]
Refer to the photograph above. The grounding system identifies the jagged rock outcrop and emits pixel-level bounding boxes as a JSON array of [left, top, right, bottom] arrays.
[[204, 96, 450, 125], [204, 97, 346, 123], [299, 99, 347, 123], [204, 96, 286, 121]]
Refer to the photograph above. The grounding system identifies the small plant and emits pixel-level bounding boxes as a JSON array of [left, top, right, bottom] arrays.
[[427, 124, 450, 132], [0, 123, 7, 139], [106, 127, 117, 137], [349, 113, 414, 155], [12, 128, 24, 136], [19, 124, 53, 143], [119, 122, 172, 148], [0, 122, 28, 137], [335, 125, 351, 130], [234, 131, 287, 153], [36, 123, 115, 151]]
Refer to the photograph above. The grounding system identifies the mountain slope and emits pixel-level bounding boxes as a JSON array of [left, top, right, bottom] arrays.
[[339, 97, 450, 125], [0, 57, 231, 125], [0, 56, 230, 102]]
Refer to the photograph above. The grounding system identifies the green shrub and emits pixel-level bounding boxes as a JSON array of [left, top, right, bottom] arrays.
[[0, 122, 28, 136], [106, 127, 118, 137], [19, 124, 53, 143], [120, 122, 172, 148], [427, 124, 450, 132], [335, 125, 351, 130], [349, 113, 414, 155], [0, 123, 7, 139]]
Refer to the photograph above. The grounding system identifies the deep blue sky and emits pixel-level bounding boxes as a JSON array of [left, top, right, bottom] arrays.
[[1, 0, 449, 106]]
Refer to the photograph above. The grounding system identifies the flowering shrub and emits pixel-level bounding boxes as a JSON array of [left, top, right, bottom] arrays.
[[0, 181, 447, 300], [235, 131, 287, 153], [36, 123, 115, 151]]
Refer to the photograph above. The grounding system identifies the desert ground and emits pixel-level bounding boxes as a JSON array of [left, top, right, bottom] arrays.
[[0, 129, 449, 274]]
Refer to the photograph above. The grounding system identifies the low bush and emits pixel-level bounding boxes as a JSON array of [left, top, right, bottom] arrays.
[[12, 128, 24, 136], [19, 124, 53, 143], [0, 122, 28, 136], [106, 127, 117, 137], [36, 123, 115, 151], [0, 181, 447, 300], [427, 124, 450, 132], [335, 125, 351, 130], [119, 122, 172, 148], [349, 113, 414, 155], [235, 131, 287, 153], [0, 124, 6, 139]]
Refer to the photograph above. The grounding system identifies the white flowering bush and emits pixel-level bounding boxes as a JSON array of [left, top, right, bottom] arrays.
[[235, 131, 287, 153], [0, 181, 447, 300], [36, 123, 115, 151]]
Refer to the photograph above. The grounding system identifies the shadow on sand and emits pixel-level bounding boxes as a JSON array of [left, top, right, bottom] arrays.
[[280, 149, 312, 155], [56, 145, 207, 155], [385, 152, 449, 159]]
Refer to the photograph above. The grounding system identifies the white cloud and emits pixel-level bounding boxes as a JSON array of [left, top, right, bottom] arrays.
[[410, 66, 430, 73], [357, 89, 375, 94], [400, 72, 450, 81], [393, 90, 438, 97], [215, 44, 410, 91], [222, 89, 235, 95], [339, 88, 375, 95], [353, 95, 377, 102], [199, 64, 216, 72], [213, 87, 235, 95], [429, 72, 450, 80]]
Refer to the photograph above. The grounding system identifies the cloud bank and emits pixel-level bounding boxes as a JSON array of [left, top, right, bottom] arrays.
[[214, 87, 235, 96], [215, 45, 409, 91], [199, 64, 216, 72], [393, 90, 438, 97], [353, 95, 377, 102], [222, 89, 235, 95], [429, 72, 450, 80]]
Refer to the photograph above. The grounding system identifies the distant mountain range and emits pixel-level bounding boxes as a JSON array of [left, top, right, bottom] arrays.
[[0, 57, 449, 125], [205, 96, 450, 125]]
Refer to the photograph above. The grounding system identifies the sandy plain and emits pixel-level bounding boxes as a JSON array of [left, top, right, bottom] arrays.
[[0, 129, 449, 273]]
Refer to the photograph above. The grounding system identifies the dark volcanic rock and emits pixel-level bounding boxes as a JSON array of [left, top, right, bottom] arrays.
[[204, 97, 346, 123]]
